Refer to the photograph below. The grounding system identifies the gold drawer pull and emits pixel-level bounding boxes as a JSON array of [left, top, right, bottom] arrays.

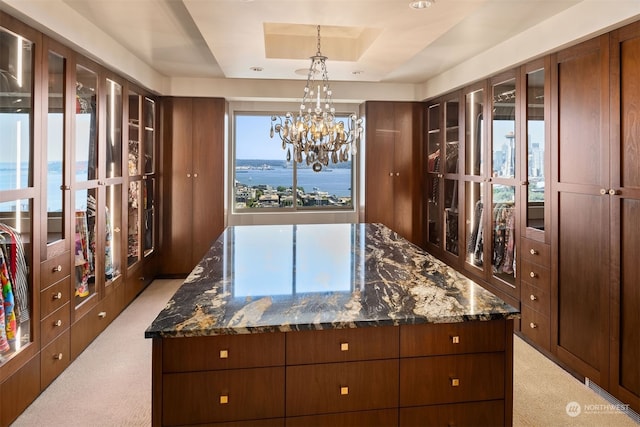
[[451, 335, 460, 344], [530, 294, 537, 301], [340, 386, 349, 395], [54, 353, 63, 360], [54, 319, 63, 327], [340, 342, 349, 352], [52, 265, 62, 273], [53, 292, 63, 300], [529, 271, 537, 278], [450, 378, 460, 387], [530, 248, 538, 255], [220, 350, 229, 359], [98, 311, 107, 318], [219, 395, 228, 404], [529, 322, 538, 329]]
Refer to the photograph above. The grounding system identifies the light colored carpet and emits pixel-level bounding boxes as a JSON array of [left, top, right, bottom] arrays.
[[11, 279, 638, 426]]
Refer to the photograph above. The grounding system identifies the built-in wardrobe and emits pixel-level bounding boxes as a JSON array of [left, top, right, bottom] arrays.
[[0, 11, 160, 426], [425, 21, 639, 415]]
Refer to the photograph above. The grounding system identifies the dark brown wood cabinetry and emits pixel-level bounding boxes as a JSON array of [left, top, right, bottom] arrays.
[[153, 319, 513, 426], [364, 101, 423, 247], [160, 97, 225, 276]]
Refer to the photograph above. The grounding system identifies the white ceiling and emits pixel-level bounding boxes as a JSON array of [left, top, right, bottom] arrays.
[[3, 0, 640, 101], [57, 0, 583, 84]]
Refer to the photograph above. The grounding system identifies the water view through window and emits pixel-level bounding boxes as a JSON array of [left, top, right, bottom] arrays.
[[234, 113, 354, 210]]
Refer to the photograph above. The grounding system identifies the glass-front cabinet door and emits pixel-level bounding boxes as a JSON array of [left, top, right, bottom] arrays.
[[489, 73, 518, 292], [425, 102, 441, 249], [127, 91, 141, 268], [522, 62, 548, 241], [464, 85, 486, 274], [443, 95, 460, 258], [142, 97, 155, 257], [0, 26, 35, 362]]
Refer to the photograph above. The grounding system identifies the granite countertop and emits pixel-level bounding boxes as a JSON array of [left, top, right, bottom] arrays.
[[145, 223, 519, 338]]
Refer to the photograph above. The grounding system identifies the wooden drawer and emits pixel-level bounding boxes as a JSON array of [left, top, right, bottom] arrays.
[[521, 238, 550, 267], [520, 304, 550, 350], [40, 276, 71, 319], [521, 259, 550, 291], [70, 296, 116, 360], [286, 326, 398, 365], [400, 319, 505, 357], [521, 280, 550, 316], [40, 252, 71, 289], [40, 329, 70, 388], [40, 302, 70, 347], [163, 333, 285, 373], [162, 367, 284, 425], [399, 352, 505, 406], [286, 359, 399, 417], [399, 400, 504, 427], [286, 409, 398, 427]]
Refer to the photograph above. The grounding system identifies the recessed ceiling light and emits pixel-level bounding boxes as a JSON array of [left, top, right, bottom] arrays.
[[409, 0, 434, 9], [250, 66, 263, 72], [352, 70, 364, 75]]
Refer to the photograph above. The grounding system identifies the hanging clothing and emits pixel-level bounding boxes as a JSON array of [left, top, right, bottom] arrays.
[[0, 249, 16, 352], [0, 223, 30, 324]]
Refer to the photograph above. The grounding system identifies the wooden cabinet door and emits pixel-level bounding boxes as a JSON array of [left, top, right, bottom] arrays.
[[162, 97, 194, 274], [551, 35, 611, 386], [609, 24, 640, 412], [191, 98, 225, 266], [393, 102, 422, 246], [365, 102, 396, 230]]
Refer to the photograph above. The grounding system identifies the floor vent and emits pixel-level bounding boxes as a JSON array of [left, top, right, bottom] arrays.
[[585, 378, 640, 424]]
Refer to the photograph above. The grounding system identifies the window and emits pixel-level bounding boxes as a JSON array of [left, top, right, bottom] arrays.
[[233, 112, 355, 211]]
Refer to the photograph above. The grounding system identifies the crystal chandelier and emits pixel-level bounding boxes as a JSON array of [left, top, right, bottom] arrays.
[[269, 25, 363, 172]]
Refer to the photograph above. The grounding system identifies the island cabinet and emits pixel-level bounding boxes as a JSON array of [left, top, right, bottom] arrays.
[[152, 319, 513, 427], [147, 223, 519, 427]]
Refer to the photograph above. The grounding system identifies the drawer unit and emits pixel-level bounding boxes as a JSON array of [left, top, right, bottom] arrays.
[[40, 277, 71, 319], [40, 252, 71, 289], [400, 319, 505, 357], [520, 304, 551, 350], [40, 302, 70, 347], [521, 238, 550, 266], [286, 359, 399, 417], [521, 259, 550, 291], [287, 409, 398, 427], [286, 326, 398, 365], [162, 367, 285, 426], [399, 400, 504, 427], [521, 280, 550, 316], [163, 332, 285, 372], [399, 352, 505, 406], [40, 329, 70, 388]]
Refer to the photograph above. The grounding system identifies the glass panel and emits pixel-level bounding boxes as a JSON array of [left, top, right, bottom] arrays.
[[491, 184, 516, 285], [75, 65, 98, 182], [492, 78, 516, 179], [128, 92, 140, 176], [127, 180, 140, 266], [106, 79, 122, 178], [143, 97, 155, 174], [143, 178, 154, 255], [465, 181, 484, 268], [47, 52, 65, 244], [0, 30, 33, 191], [426, 104, 441, 246], [444, 100, 459, 174], [465, 89, 484, 176], [527, 69, 545, 230], [105, 184, 122, 284], [0, 198, 32, 358], [74, 188, 97, 305], [444, 179, 459, 256]]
